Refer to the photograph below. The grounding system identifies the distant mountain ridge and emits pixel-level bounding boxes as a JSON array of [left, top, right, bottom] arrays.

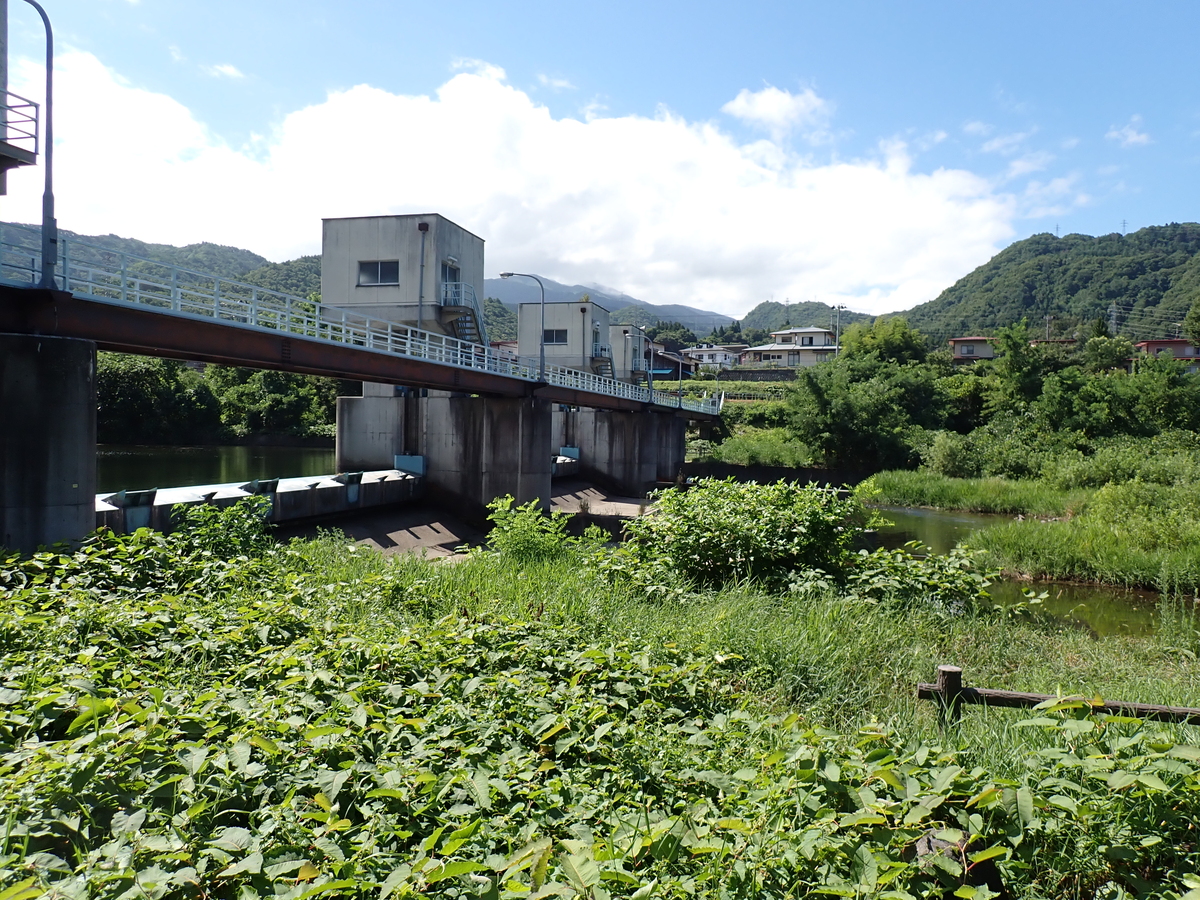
[[483, 275, 734, 334]]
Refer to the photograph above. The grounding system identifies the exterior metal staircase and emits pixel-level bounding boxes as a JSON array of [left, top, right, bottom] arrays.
[[441, 281, 488, 346], [591, 342, 614, 377]]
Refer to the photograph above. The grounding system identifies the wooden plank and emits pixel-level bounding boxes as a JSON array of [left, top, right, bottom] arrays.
[[917, 664, 1200, 725]]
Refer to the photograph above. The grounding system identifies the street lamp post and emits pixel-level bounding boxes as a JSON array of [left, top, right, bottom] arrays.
[[500, 272, 546, 381], [834, 304, 847, 356], [22, 0, 56, 289]]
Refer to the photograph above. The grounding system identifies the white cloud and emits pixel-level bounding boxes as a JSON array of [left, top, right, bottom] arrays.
[[721, 84, 830, 143], [1007, 151, 1054, 179], [981, 129, 1034, 155], [2, 51, 1025, 317], [168, 45, 185, 63], [537, 74, 575, 91], [203, 63, 244, 79], [1107, 114, 1151, 147], [963, 120, 992, 137]]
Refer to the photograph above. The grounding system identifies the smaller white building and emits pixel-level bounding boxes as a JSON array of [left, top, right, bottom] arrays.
[[741, 327, 838, 367], [517, 300, 616, 378], [610, 324, 651, 382]]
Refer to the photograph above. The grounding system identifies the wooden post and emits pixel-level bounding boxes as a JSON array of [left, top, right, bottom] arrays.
[[936, 665, 963, 728]]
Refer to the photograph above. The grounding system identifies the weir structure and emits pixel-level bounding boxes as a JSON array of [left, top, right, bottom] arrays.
[[0, 222, 720, 551]]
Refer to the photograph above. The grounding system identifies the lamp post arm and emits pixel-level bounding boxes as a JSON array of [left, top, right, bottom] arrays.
[[22, 0, 55, 289]]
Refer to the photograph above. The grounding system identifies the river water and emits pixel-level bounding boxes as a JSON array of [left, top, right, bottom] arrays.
[[876, 505, 1159, 637], [97, 444, 336, 494]]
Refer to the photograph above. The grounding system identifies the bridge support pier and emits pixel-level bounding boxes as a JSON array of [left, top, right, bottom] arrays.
[[0, 333, 97, 554], [409, 393, 552, 523], [335, 382, 406, 472], [337, 387, 553, 524], [559, 407, 687, 497]]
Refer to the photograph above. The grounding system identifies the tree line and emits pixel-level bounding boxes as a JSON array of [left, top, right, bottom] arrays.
[[96, 353, 357, 445]]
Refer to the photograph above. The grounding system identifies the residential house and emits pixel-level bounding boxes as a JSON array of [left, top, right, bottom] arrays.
[[681, 343, 740, 370], [321, 213, 487, 344], [1134, 338, 1200, 374], [740, 327, 838, 367], [948, 336, 995, 363]]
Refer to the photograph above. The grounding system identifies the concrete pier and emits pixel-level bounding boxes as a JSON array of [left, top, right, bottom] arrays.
[[336, 382, 405, 471], [557, 407, 687, 496], [411, 393, 553, 521], [0, 333, 97, 553]]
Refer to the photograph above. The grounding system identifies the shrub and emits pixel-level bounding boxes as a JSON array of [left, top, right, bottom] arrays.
[[485, 495, 605, 563], [709, 428, 812, 467], [614, 478, 869, 592]]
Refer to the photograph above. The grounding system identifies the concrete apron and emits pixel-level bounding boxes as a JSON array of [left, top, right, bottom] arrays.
[[0, 333, 97, 554]]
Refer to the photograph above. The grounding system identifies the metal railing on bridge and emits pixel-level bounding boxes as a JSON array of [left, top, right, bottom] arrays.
[[0, 223, 721, 415]]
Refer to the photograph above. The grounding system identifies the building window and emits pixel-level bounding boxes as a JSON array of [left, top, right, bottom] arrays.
[[358, 260, 399, 285], [543, 329, 568, 344], [780, 336, 794, 344], [961, 345, 975, 356], [801, 336, 814, 346]]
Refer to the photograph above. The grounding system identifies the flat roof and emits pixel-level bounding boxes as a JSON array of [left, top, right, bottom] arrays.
[[321, 212, 485, 242]]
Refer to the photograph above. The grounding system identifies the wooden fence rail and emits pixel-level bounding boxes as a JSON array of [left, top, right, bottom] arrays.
[[917, 665, 1200, 726]]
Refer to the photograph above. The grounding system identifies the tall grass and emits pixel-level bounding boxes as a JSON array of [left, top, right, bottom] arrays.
[[974, 480, 1200, 593], [872, 469, 1088, 515], [285, 532, 1200, 774]]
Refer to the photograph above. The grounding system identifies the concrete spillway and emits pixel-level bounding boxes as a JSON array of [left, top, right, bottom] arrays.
[[92, 455, 582, 536], [94, 469, 423, 535]]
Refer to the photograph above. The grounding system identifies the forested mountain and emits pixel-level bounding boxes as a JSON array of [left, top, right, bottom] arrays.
[[904, 224, 1200, 343], [738, 300, 873, 334], [241, 256, 321, 297], [20, 220, 1199, 349], [483, 297, 517, 340], [2, 221, 269, 280]]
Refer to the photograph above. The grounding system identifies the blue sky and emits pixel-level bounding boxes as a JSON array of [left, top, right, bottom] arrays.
[[4, 0, 1195, 316]]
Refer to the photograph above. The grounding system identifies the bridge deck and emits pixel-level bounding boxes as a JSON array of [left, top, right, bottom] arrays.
[[0, 223, 720, 418]]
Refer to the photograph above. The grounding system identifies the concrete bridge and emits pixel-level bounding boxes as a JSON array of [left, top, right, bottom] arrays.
[[0, 223, 720, 553]]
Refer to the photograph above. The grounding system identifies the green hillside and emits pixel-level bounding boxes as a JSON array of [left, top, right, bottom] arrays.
[[738, 300, 872, 334], [904, 224, 1200, 344], [2, 222, 270, 280], [241, 256, 321, 297], [483, 296, 517, 340]]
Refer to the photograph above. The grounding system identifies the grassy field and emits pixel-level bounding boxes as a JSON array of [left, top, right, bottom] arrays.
[[2, 491, 1199, 898]]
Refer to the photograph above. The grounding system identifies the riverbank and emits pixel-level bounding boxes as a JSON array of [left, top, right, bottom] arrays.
[[2, 494, 1198, 897], [870, 470, 1200, 595]]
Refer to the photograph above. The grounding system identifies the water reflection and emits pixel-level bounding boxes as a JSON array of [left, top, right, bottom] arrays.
[[97, 445, 336, 494], [874, 504, 1159, 637]]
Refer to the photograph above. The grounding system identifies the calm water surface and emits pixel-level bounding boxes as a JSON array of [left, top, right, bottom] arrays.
[[97, 445, 336, 494], [875, 504, 1160, 636]]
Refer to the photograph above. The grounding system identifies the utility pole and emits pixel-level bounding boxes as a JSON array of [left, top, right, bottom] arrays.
[[1045, 314, 1053, 341], [834, 304, 846, 355], [1121, 219, 1128, 236], [1109, 302, 1118, 336]]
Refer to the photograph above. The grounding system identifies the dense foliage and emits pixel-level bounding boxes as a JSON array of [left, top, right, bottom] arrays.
[[737, 300, 871, 335], [769, 318, 1200, 472], [482, 298, 517, 341], [96, 355, 223, 445], [2, 497, 1199, 899], [97, 353, 356, 443]]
